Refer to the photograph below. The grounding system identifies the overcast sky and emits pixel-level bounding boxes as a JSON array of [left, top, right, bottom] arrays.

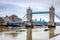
[[0, 0, 60, 22]]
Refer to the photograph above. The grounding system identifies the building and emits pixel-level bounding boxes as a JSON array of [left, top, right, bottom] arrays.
[[0, 17, 4, 25], [0, 17, 7, 32], [4, 15, 22, 25]]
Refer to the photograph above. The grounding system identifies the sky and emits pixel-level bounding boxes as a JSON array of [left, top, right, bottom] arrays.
[[0, 0, 60, 22]]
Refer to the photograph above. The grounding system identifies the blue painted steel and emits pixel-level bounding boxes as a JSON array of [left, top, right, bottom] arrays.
[[21, 11, 60, 25], [7, 20, 22, 25], [31, 21, 48, 25], [22, 14, 27, 21], [22, 11, 49, 20], [54, 14, 60, 19], [22, 14, 27, 19], [32, 11, 49, 14]]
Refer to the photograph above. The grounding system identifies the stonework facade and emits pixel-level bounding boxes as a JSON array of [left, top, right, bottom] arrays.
[[49, 6, 55, 26], [27, 7, 32, 23]]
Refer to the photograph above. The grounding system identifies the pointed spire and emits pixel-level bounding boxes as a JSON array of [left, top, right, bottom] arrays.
[[28, 6, 31, 10], [6, 15, 8, 17], [50, 5, 55, 10], [29, 6, 30, 9], [6, 14, 8, 17], [51, 5, 54, 9], [5, 15, 8, 19], [27, 6, 32, 11]]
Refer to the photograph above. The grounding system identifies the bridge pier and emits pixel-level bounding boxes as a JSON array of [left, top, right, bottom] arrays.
[[27, 28, 32, 40], [26, 7, 33, 40], [25, 24, 33, 40], [48, 6, 56, 39], [48, 25, 55, 38]]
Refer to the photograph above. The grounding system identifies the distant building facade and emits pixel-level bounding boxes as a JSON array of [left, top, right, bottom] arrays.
[[4, 15, 22, 25], [0, 17, 4, 25]]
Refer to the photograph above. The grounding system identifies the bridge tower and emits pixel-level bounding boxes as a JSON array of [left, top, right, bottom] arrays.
[[26, 7, 33, 40], [48, 6, 56, 38], [27, 7, 32, 23]]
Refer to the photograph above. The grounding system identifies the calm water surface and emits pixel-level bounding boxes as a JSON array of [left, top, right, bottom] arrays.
[[0, 26, 60, 40]]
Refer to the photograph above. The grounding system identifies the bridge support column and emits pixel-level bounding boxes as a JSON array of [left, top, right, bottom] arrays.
[[48, 6, 56, 39], [25, 24, 33, 40], [26, 7, 33, 40], [48, 25, 55, 39], [27, 28, 32, 40]]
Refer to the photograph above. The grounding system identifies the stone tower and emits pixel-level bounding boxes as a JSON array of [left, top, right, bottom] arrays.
[[27, 7, 32, 23], [26, 7, 33, 40], [48, 6, 56, 38], [49, 6, 55, 26]]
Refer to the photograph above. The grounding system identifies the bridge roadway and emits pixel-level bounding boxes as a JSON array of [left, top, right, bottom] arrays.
[[31, 22, 60, 26], [7, 21, 60, 26]]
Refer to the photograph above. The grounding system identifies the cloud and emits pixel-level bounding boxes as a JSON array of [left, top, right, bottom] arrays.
[[0, 0, 60, 22], [0, 3, 26, 17]]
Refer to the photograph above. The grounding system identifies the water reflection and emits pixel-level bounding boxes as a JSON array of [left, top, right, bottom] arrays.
[[0, 26, 60, 40], [0, 32, 2, 35], [5, 33, 18, 38], [0, 32, 26, 40]]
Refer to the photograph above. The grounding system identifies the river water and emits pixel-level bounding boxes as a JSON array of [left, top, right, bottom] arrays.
[[0, 26, 60, 40]]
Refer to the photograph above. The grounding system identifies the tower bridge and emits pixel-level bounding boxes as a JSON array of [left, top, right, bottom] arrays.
[[22, 6, 60, 26], [22, 6, 60, 39]]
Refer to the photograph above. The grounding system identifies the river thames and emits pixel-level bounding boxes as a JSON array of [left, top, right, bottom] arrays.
[[0, 26, 60, 40]]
